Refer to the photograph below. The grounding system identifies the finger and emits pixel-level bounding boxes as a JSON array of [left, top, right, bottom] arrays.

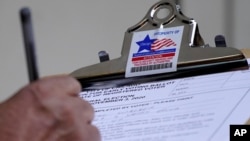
[[71, 97, 95, 123], [39, 97, 97, 141], [39, 95, 94, 123], [71, 104, 100, 141], [29, 75, 81, 99], [43, 125, 101, 141], [56, 96, 95, 123], [58, 124, 101, 141], [81, 124, 101, 141]]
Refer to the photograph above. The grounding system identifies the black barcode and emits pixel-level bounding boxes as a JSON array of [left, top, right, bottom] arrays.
[[130, 63, 173, 73]]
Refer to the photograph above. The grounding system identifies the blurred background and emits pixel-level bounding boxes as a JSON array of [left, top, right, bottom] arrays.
[[0, 0, 249, 101]]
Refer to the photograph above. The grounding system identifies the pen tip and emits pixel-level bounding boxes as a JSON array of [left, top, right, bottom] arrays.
[[20, 7, 31, 21]]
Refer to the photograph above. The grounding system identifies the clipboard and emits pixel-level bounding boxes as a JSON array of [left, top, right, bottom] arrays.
[[70, 0, 248, 90], [19, 0, 250, 140], [70, 0, 250, 130]]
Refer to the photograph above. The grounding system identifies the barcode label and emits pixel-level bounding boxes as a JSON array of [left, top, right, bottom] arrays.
[[125, 26, 183, 77], [131, 63, 173, 73]]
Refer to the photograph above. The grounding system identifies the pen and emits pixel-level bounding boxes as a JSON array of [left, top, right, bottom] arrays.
[[20, 7, 39, 82]]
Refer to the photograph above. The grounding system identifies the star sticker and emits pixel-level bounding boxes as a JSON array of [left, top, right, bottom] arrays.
[[136, 35, 156, 52]]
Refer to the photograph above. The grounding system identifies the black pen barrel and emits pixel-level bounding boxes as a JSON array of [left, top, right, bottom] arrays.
[[20, 7, 39, 82]]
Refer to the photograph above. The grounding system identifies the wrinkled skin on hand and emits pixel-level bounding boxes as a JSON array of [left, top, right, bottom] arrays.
[[0, 76, 100, 141]]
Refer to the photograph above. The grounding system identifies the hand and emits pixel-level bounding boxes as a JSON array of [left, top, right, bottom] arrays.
[[0, 75, 100, 141]]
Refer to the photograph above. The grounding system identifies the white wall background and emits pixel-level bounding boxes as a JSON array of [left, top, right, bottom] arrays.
[[0, 0, 250, 101]]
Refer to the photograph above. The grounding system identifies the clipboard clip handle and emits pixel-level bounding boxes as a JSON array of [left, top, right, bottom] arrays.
[[71, 0, 248, 90], [127, 0, 204, 48]]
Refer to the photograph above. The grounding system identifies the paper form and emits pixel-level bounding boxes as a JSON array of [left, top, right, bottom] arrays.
[[80, 69, 250, 141]]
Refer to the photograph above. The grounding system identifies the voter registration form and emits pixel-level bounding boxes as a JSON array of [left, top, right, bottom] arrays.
[[80, 68, 250, 141]]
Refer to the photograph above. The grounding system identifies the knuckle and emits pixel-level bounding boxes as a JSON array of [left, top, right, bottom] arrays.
[[82, 99, 94, 111], [60, 103, 75, 118], [30, 81, 51, 98], [80, 99, 95, 120], [87, 125, 101, 141]]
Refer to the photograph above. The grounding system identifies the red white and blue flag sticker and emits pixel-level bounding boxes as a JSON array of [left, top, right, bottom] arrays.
[[125, 26, 184, 77], [151, 38, 176, 51]]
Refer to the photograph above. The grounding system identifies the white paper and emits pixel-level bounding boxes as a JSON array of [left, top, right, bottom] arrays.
[[80, 69, 250, 141]]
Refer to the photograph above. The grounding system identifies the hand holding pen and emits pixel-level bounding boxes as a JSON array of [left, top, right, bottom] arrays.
[[0, 7, 101, 141]]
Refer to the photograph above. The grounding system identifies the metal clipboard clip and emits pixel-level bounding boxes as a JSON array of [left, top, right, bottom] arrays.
[[71, 0, 248, 90]]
